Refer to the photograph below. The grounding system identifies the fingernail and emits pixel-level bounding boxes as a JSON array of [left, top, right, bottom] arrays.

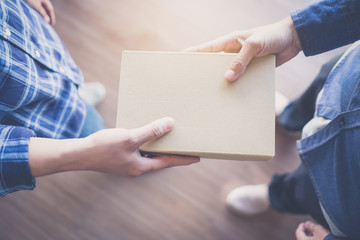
[[164, 117, 175, 131], [45, 16, 50, 23], [224, 69, 236, 81]]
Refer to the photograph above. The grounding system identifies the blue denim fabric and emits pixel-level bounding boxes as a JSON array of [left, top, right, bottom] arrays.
[[324, 233, 342, 240], [78, 102, 105, 138], [273, 1, 360, 238], [291, 0, 360, 56], [269, 165, 330, 229], [278, 55, 341, 132], [297, 44, 360, 239]]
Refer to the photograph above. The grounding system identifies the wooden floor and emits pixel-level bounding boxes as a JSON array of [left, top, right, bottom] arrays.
[[0, 0, 346, 239]]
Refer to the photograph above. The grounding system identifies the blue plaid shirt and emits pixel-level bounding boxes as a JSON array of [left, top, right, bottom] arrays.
[[0, 0, 86, 196]]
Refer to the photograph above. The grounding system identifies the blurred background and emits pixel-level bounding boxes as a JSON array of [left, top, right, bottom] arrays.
[[0, 0, 346, 239]]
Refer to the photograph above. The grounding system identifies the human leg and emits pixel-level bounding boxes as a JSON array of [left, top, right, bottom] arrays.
[[278, 54, 342, 132], [78, 101, 105, 138], [269, 164, 329, 228], [227, 164, 329, 229]]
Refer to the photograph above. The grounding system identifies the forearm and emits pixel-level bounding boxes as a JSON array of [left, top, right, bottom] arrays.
[[28, 137, 92, 177], [28, 119, 199, 180]]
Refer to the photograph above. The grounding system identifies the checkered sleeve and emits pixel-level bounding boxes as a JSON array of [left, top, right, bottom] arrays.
[[0, 125, 36, 197]]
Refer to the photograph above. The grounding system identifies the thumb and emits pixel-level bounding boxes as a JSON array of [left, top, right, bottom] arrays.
[[225, 40, 261, 81], [133, 117, 175, 146]]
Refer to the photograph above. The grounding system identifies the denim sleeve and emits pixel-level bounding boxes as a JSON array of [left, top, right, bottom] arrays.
[[324, 233, 348, 240], [0, 125, 36, 197], [291, 0, 360, 56]]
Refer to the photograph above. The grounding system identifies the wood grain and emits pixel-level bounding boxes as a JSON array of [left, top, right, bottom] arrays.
[[0, 0, 343, 239]]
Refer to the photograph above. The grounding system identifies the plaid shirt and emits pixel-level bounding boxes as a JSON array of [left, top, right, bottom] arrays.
[[0, 0, 86, 196]]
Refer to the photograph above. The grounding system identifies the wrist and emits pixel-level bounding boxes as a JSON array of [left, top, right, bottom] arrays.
[[28, 137, 92, 177], [286, 16, 302, 51]]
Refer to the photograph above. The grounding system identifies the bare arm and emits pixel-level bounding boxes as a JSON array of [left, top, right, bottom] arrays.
[[28, 117, 199, 178]]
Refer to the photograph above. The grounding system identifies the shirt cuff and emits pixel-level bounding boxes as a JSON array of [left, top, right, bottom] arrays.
[[324, 233, 346, 240], [0, 126, 36, 197], [291, 0, 360, 56]]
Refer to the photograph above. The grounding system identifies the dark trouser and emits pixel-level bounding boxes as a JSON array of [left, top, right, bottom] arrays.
[[269, 165, 329, 229], [269, 54, 343, 229], [278, 54, 342, 132]]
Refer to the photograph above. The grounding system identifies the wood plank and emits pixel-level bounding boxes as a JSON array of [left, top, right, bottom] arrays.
[[0, 0, 340, 239]]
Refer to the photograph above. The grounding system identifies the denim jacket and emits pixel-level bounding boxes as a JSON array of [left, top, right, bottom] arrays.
[[291, 0, 360, 239]]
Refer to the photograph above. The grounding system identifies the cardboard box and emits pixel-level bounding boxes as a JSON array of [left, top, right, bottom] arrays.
[[116, 51, 275, 160]]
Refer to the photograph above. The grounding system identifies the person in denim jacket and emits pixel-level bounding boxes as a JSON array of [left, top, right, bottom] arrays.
[[187, 0, 360, 239]]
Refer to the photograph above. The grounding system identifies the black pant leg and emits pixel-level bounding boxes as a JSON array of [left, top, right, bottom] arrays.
[[279, 54, 342, 131], [268, 164, 330, 229]]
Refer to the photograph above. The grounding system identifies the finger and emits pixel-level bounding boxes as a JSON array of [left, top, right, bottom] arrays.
[[225, 40, 262, 81], [304, 221, 317, 234], [184, 33, 239, 53], [184, 40, 226, 53], [295, 223, 309, 240], [132, 117, 175, 146], [140, 155, 200, 172], [42, 0, 56, 26], [35, 3, 50, 24], [306, 221, 330, 237]]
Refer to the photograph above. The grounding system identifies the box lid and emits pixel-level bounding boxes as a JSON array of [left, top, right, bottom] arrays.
[[116, 51, 275, 160]]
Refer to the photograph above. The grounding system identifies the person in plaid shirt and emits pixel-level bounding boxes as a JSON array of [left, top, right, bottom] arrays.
[[0, 0, 199, 197]]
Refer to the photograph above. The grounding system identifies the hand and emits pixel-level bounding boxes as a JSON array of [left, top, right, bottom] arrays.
[[24, 0, 56, 26], [185, 16, 302, 81], [296, 221, 331, 240], [29, 117, 200, 177], [83, 117, 200, 177]]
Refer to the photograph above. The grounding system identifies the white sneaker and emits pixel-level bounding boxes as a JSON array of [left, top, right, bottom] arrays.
[[226, 184, 270, 215], [275, 91, 289, 116], [79, 82, 106, 106]]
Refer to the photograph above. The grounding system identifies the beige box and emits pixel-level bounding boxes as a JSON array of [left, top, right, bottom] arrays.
[[116, 51, 275, 160]]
